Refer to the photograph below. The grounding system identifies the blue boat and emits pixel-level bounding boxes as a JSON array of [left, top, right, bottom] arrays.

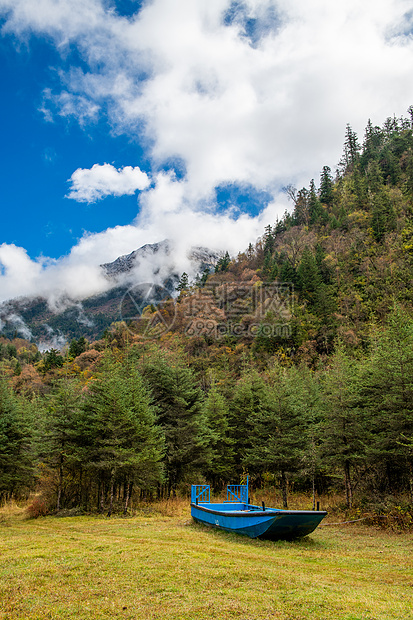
[[191, 479, 327, 540]]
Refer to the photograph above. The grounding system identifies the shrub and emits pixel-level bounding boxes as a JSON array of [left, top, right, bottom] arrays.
[[26, 497, 48, 518]]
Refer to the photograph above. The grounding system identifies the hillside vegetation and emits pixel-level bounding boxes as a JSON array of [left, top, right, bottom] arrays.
[[1, 110, 413, 520]]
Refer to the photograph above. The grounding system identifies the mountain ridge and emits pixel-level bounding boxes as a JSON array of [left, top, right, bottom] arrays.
[[0, 241, 221, 347]]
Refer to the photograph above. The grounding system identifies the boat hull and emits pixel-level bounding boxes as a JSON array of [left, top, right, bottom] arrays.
[[191, 502, 327, 540]]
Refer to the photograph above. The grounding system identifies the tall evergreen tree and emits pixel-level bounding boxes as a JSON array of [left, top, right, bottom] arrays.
[[366, 159, 384, 194], [361, 307, 413, 502], [308, 179, 323, 224], [41, 377, 83, 510], [0, 375, 33, 500], [320, 345, 366, 508], [215, 251, 231, 273], [371, 189, 397, 242], [83, 353, 164, 514], [176, 272, 189, 294], [229, 369, 267, 477], [245, 364, 307, 508], [319, 166, 334, 206], [263, 224, 275, 257], [292, 188, 310, 226], [203, 382, 235, 488], [293, 365, 324, 509], [361, 119, 383, 168], [68, 337, 88, 359], [297, 247, 322, 305], [342, 124, 361, 173], [141, 355, 211, 494]]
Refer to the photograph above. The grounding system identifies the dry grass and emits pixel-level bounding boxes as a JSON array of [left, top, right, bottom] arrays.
[[142, 496, 189, 518], [0, 499, 27, 523], [0, 498, 412, 620]]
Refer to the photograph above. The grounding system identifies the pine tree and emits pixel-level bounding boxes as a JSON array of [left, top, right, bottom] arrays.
[[361, 307, 413, 502], [229, 369, 267, 477], [68, 337, 88, 359], [371, 189, 397, 242], [292, 188, 310, 226], [39, 349, 65, 374], [245, 364, 307, 508], [176, 272, 189, 294], [215, 251, 231, 273], [308, 179, 323, 224], [83, 353, 164, 514], [41, 377, 83, 510], [319, 166, 334, 206], [290, 365, 323, 509], [141, 355, 211, 494], [263, 224, 275, 256], [199, 268, 210, 288], [203, 382, 235, 488], [366, 159, 384, 194], [297, 247, 322, 305], [0, 376, 33, 500], [342, 124, 361, 173], [361, 119, 383, 169], [280, 260, 298, 285], [320, 345, 366, 508], [262, 252, 276, 281]]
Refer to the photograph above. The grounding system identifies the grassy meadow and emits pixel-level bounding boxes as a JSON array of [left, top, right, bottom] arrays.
[[1, 498, 412, 620]]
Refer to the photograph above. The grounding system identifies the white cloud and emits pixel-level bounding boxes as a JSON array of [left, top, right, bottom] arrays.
[[0, 171, 288, 305], [0, 0, 108, 41], [3, 0, 413, 198], [0, 244, 45, 300], [0, 242, 110, 306], [67, 163, 151, 202], [37, 324, 68, 351], [1, 313, 34, 340], [40, 89, 100, 126]]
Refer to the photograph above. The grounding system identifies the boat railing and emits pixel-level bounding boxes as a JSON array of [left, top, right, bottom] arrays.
[[191, 484, 210, 504], [227, 477, 249, 503]]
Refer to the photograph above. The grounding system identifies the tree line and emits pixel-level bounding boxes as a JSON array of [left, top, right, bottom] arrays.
[[1, 305, 412, 513]]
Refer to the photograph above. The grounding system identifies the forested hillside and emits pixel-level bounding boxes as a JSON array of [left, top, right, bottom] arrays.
[[1, 111, 413, 518]]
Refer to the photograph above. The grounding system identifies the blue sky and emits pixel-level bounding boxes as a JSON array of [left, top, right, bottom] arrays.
[[0, 35, 147, 259], [1, 0, 413, 303], [0, 9, 274, 262]]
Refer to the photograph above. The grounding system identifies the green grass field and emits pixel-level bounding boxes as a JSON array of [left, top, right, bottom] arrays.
[[1, 500, 412, 620]]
